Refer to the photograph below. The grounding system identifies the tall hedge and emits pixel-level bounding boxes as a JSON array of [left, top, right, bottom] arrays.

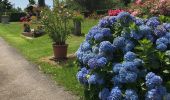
[[9, 13, 26, 22]]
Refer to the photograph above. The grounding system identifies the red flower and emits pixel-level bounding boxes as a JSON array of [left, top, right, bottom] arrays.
[[108, 9, 124, 16]]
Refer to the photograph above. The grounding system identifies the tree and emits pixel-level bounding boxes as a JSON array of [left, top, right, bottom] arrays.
[[29, 0, 36, 5], [0, 0, 12, 12], [38, 0, 45, 7]]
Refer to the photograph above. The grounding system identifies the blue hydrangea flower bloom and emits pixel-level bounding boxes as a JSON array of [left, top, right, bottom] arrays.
[[134, 18, 144, 26], [139, 25, 152, 35], [125, 72, 138, 83], [113, 63, 122, 73], [156, 86, 167, 96], [76, 48, 83, 62], [156, 37, 169, 45], [134, 18, 143, 25], [86, 26, 100, 41], [122, 61, 137, 72], [80, 41, 92, 51], [154, 25, 167, 37], [165, 32, 170, 38], [97, 57, 108, 68], [101, 28, 112, 37], [123, 40, 135, 53], [99, 41, 114, 55], [76, 67, 89, 84], [99, 16, 109, 27], [88, 58, 98, 69], [94, 33, 104, 42], [130, 30, 143, 40], [113, 75, 126, 84], [145, 72, 163, 89], [146, 17, 160, 28], [156, 43, 167, 51], [82, 51, 95, 64], [163, 23, 170, 31], [124, 51, 136, 61], [88, 74, 104, 85], [108, 87, 122, 100], [113, 37, 126, 48], [117, 12, 133, 26], [123, 44, 135, 53], [88, 74, 98, 84], [125, 89, 139, 100], [119, 69, 137, 83], [145, 89, 162, 100], [109, 16, 117, 25], [145, 72, 155, 81], [77, 70, 84, 83], [81, 67, 89, 74], [99, 88, 110, 100]]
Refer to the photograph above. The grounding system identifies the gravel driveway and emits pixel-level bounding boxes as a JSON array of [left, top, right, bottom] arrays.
[[0, 37, 78, 100]]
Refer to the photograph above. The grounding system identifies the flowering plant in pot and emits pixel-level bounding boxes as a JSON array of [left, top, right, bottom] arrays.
[[41, 3, 72, 60], [72, 12, 84, 36], [76, 12, 170, 100]]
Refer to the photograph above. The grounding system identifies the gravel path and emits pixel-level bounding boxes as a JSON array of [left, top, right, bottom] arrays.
[[0, 37, 78, 100]]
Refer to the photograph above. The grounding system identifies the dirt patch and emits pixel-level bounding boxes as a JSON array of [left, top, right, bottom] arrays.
[[39, 53, 77, 67]]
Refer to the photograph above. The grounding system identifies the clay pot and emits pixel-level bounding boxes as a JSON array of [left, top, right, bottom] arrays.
[[53, 44, 68, 60]]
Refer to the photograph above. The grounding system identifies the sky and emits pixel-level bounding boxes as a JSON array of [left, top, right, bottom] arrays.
[[9, 0, 53, 9]]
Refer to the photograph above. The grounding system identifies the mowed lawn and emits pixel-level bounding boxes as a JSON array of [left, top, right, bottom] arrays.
[[0, 19, 98, 97]]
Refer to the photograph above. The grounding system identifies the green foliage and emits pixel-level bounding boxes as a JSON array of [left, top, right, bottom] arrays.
[[38, 0, 45, 7], [28, 0, 36, 5], [0, 0, 12, 13], [73, 13, 84, 22], [65, 0, 86, 12], [135, 39, 170, 82], [159, 15, 170, 23], [10, 12, 26, 22]]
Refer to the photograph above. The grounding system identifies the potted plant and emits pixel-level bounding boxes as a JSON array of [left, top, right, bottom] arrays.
[[41, 4, 72, 60], [72, 12, 84, 36]]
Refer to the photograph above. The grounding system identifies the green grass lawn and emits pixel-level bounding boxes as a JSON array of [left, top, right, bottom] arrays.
[[0, 19, 98, 97]]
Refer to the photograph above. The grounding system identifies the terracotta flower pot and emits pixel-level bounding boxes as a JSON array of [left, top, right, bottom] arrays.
[[53, 44, 68, 60]]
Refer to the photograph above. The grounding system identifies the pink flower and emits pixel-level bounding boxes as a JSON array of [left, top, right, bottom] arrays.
[[131, 10, 139, 16], [135, 0, 142, 5], [160, 0, 165, 2]]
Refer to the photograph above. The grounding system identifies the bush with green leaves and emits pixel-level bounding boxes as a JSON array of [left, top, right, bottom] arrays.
[[41, 4, 72, 45], [76, 12, 170, 100]]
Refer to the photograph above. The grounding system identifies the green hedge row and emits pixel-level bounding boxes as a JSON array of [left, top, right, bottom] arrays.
[[9, 12, 26, 22]]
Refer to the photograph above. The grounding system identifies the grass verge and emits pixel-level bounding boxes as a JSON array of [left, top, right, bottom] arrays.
[[0, 19, 98, 97]]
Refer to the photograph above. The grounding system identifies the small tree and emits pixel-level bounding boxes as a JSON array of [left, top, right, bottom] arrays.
[[0, 0, 12, 13], [38, 0, 45, 7], [28, 0, 36, 5]]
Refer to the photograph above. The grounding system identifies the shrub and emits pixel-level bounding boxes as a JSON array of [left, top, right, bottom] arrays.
[[76, 12, 170, 99], [129, 0, 170, 17], [10, 12, 26, 22]]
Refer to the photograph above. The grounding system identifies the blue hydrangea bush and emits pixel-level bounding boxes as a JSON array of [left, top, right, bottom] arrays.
[[76, 12, 170, 100]]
